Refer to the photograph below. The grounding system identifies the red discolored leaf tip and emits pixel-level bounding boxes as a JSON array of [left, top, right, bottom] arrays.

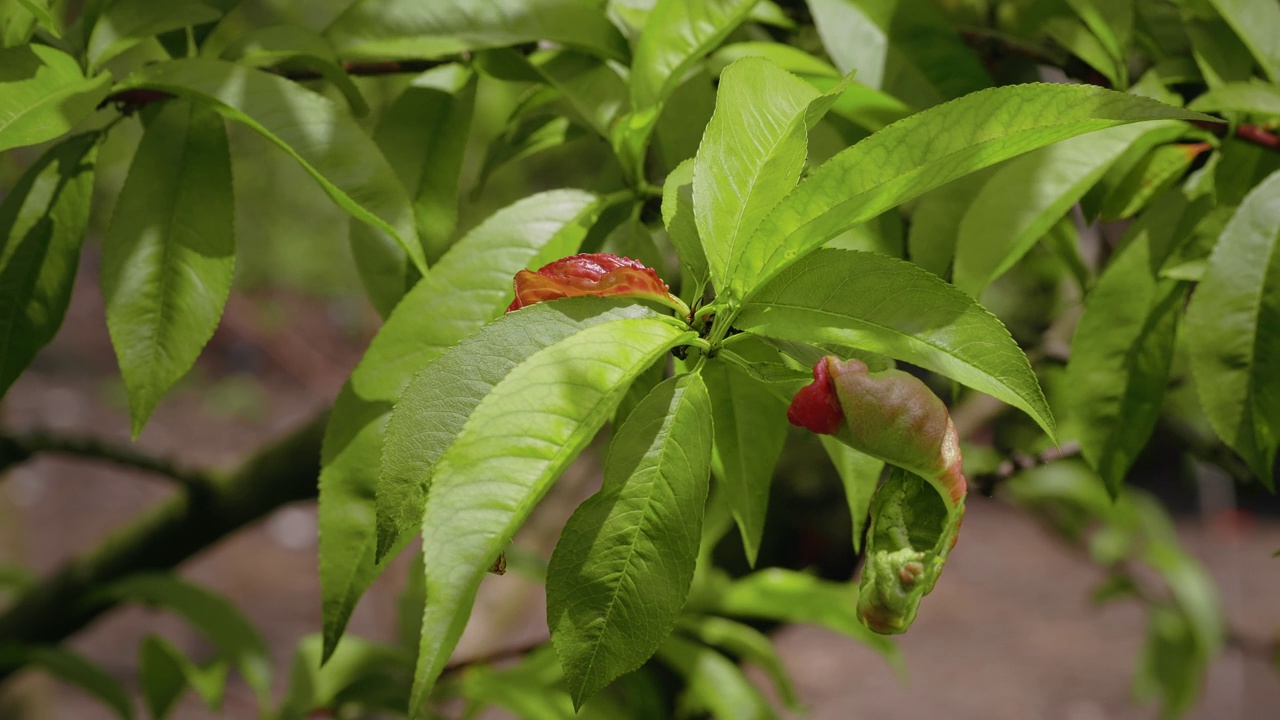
[[506, 253, 688, 315], [787, 357, 844, 435]]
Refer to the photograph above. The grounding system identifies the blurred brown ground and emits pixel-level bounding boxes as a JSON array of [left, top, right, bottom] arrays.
[[2, 261, 1278, 720]]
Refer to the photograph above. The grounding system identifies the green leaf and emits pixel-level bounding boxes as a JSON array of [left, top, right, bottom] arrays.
[[736, 248, 1057, 439], [407, 317, 694, 713], [694, 57, 848, 294], [1065, 0, 1132, 68], [1100, 142, 1204, 222], [112, 59, 427, 281], [1204, 0, 1280, 83], [139, 635, 229, 719], [13, 0, 58, 39], [735, 84, 1214, 298], [807, 0, 990, 108], [656, 634, 775, 720], [661, 158, 709, 296], [821, 437, 884, 552], [531, 50, 629, 140], [0, 44, 111, 153], [454, 645, 576, 720], [1133, 604, 1208, 718], [1187, 18, 1256, 88], [0, 646, 135, 719], [220, 24, 370, 116], [1185, 168, 1280, 487], [951, 122, 1174, 297], [1189, 81, 1280, 116], [630, 0, 755, 111], [101, 99, 233, 437], [712, 568, 899, 661], [547, 373, 713, 708], [0, 132, 96, 400], [319, 191, 603, 660], [1043, 15, 1125, 88], [105, 574, 271, 704], [278, 635, 410, 719], [88, 0, 222, 70], [324, 0, 628, 63], [905, 168, 995, 278], [1066, 224, 1184, 495], [477, 114, 587, 194], [677, 615, 802, 711], [701, 359, 788, 565]]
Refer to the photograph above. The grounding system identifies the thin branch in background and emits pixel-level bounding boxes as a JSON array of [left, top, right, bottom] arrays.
[[0, 431, 211, 489]]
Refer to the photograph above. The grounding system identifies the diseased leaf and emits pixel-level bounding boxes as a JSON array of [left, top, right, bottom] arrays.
[[0, 646, 134, 719], [319, 191, 603, 660], [0, 44, 111, 153], [952, 122, 1175, 297], [88, 0, 222, 69], [735, 84, 1214, 299], [1185, 169, 1280, 487], [547, 373, 713, 708], [702, 359, 788, 565], [821, 437, 884, 552], [1204, 0, 1280, 83], [112, 59, 427, 283], [656, 634, 775, 720], [736, 248, 1056, 439], [101, 100, 234, 437], [0, 132, 96, 400], [407, 318, 695, 712], [324, 0, 628, 63]]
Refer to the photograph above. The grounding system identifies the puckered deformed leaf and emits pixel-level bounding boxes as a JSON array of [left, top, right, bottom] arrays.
[[101, 99, 234, 437], [508, 253, 687, 315], [112, 59, 426, 283], [736, 248, 1056, 440], [319, 191, 603, 660], [0, 44, 111, 153], [0, 132, 96, 400], [734, 84, 1214, 299], [407, 317, 695, 713], [547, 373, 713, 708], [324, 0, 628, 63], [1185, 169, 1280, 487]]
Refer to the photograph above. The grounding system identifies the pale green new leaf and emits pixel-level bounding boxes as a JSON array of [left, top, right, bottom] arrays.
[[548, 373, 713, 708], [736, 248, 1056, 439], [408, 318, 694, 712], [101, 100, 234, 437], [661, 158, 709, 294], [657, 634, 775, 720], [1066, 222, 1184, 495], [0, 133, 96, 400], [318, 191, 603, 659], [1204, 0, 1280, 83], [88, 0, 221, 70], [677, 615, 802, 711], [737, 84, 1214, 298], [105, 574, 271, 704], [220, 24, 370, 116], [1185, 169, 1280, 487], [821, 436, 884, 552], [951, 122, 1172, 297], [701, 359, 788, 565], [0, 44, 111, 153], [112, 59, 426, 279], [693, 57, 847, 293], [630, 0, 756, 110], [324, 0, 628, 63], [0, 646, 135, 719]]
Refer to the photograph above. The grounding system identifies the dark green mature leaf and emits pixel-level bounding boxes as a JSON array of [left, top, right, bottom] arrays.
[[951, 122, 1174, 297], [319, 191, 603, 659], [1185, 169, 1280, 487], [657, 634, 775, 720], [113, 59, 427, 281], [736, 249, 1056, 439], [324, 0, 628, 63], [734, 84, 1214, 300], [1204, 0, 1280, 83], [807, 0, 990, 108], [694, 57, 847, 293], [1187, 18, 1255, 88], [701, 359, 788, 565], [139, 635, 229, 720], [220, 24, 370, 116], [407, 318, 694, 713], [0, 44, 111, 153], [101, 100, 233, 437], [0, 133, 96, 400], [821, 437, 884, 552], [661, 158, 709, 295], [677, 615, 802, 711], [1066, 218, 1184, 495], [630, 0, 755, 111], [105, 574, 271, 704], [87, 0, 221, 69], [548, 373, 714, 708], [0, 646, 134, 719]]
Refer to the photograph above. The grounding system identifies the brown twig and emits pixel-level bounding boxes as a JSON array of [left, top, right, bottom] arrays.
[[0, 431, 210, 489]]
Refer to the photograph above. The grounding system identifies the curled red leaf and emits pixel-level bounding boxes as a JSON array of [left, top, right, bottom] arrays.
[[506, 253, 688, 315]]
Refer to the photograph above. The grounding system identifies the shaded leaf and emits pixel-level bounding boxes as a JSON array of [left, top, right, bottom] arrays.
[[677, 615, 802, 711], [821, 436, 884, 552], [657, 634, 775, 720], [279, 635, 410, 719], [139, 635, 229, 720], [88, 0, 222, 70], [220, 24, 369, 116], [1204, 0, 1280, 83], [661, 158, 709, 296]]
